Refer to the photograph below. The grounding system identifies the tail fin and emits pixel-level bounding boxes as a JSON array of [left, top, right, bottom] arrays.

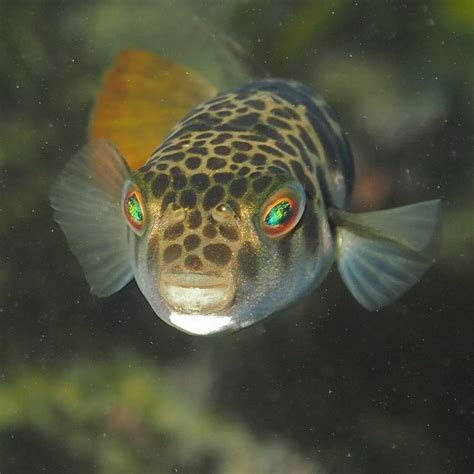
[[50, 140, 133, 297], [329, 200, 441, 310]]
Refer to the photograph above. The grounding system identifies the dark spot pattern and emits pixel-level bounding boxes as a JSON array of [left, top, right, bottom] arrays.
[[226, 112, 260, 129], [184, 234, 201, 251], [207, 157, 226, 169], [164, 223, 184, 240], [146, 234, 159, 271], [283, 106, 299, 120], [161, 192, 176, 212], [253, 175, 272, 193], [203, 243, 232, 266], [203, 185, 224, 210], [187, 209, 202, 229], [180, 189, 197, 209], [289, 134, 313, 169], [229, 178, 248, 198], [290, 160, 306, 183], [232, 153, 248, 163], [258, 144, 283, 157], [172, 172, 187, 190], [190, 174, 210, 191], [271, 107, 292, 119], [214, 172, 233, 183], [254, 123, 284, 141], [245, 99, 266, 110], [219, 224, 239, 241], [240, 134, 267, 142], [185, 157, 201, 169], [267, 165, 287, 175], [203, 223, 217, 239], [275, 141, 297, 156], [161, 151, 185, 162], [163, 244, 182, 263], [267, 116, 291, 130], [272, 160, 290, 172], [214, 145, 231, 156], [210, 133, 232, 145], [152, 174, 169, 198], [232, 141, 252, 151], [251, 154, 267, 166], [303, 175, 316, 199], [228, 199, 241, 218], [149, 78, 354, 234], [297, 125, 317, 154], [196, 132, 213, 139]]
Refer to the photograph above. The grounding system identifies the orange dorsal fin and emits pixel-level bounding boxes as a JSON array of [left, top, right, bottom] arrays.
[[90, 49, 218, 170]]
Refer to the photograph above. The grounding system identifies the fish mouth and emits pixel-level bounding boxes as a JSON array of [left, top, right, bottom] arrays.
[[160, 272, 235, 313]]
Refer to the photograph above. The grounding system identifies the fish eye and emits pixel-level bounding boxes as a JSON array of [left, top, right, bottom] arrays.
[[260, 185, 305, 238], [123, 184, 146, 235]]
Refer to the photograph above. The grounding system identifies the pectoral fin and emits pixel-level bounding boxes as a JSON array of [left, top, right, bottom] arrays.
[[50, 140, 133, 297], [329, 200, 441, 310]]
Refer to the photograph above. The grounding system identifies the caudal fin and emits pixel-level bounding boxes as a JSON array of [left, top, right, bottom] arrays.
[[330, 200, 441, 310], [50, 139, 133, 297]]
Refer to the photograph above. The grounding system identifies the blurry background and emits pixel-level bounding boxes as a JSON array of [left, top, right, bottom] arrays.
[[0, 0, 473, 473]]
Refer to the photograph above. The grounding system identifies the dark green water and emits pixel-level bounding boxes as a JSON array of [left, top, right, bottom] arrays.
[[0, 1, 472, 473]]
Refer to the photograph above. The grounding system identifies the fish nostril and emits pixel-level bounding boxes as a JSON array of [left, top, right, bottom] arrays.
[[211, 203, 235, 223], [163, 202, 186, 224]]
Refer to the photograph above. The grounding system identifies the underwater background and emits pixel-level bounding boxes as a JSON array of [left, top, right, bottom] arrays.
[[0, 0, 472, 473]]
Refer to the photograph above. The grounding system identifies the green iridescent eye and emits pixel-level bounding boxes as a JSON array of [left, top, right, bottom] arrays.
[[127, 194, 143, 223], [261, 185, 306, 238], [123, 186, 146, 234], [265, 200, 292, 227]]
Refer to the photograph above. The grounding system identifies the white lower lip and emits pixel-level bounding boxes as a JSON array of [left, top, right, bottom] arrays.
[[160, 273, 234, 312], [169, 312, 235, 335]]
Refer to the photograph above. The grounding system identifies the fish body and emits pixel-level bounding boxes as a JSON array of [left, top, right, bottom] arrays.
[[51, 51, 440, 335]]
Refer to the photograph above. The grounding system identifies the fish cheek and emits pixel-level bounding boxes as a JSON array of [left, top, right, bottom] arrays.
[[237, 241, 259, 280]]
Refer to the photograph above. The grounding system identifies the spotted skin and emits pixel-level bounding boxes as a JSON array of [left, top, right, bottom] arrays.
[[129, 79, 353, 333]]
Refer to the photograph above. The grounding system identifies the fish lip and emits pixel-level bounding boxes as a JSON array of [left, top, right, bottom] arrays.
[[162, 272, 229, 289], [168, 312, 237, 336], [159, 272, 235, 313]]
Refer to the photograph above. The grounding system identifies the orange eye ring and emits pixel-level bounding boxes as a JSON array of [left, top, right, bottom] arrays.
[[123, 185, 146, 235], [260, 185, 305, 239]]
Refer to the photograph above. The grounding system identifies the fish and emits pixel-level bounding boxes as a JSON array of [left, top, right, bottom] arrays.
[[50, 49, 441, 336]]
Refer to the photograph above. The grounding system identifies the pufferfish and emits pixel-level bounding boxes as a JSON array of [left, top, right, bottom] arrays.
[[50, 50, 440, 336]]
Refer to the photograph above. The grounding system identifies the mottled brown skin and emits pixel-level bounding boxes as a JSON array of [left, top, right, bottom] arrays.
[[127, 79, 353, 329]]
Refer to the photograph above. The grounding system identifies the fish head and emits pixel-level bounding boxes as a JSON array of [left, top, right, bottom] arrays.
[[122, 161, 327, 335]]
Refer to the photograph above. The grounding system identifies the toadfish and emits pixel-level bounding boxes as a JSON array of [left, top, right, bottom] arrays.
[[50, 50, 440, 336]]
